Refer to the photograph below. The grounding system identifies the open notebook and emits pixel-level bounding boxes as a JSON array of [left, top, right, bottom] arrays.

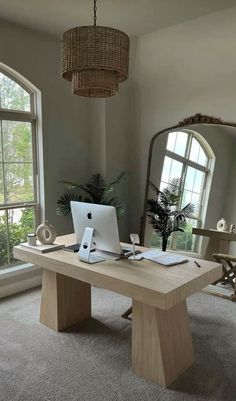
[[139, 249, 188, 266]]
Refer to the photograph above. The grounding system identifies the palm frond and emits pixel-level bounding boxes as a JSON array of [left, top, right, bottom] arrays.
[[58, 180, 84, 191], [147, 198, 167, 217], [109, 171, 126, 187], [149, 181, 162, 197], [105, 197, 126, 216], [101, 185, 114, 202], [78, 174, 106, 203], [56, 192, 83, 216], [171, 203, 195, 219], [57, 172, 126, 218], [147, 178, 195, 242], [166, 177, 182, 194]]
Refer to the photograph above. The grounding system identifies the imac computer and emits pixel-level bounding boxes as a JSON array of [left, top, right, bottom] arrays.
[[71, 201, 122, 263]]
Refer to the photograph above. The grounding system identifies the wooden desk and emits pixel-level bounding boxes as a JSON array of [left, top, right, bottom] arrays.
[[193, 228, 236, 261], [14, 234, 222, 387]]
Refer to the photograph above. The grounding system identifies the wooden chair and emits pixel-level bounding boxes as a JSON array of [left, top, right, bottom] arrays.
[[212, 253, 236, 301]]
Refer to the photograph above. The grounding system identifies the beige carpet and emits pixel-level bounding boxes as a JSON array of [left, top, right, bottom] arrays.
[[0, 287, 235, 401]]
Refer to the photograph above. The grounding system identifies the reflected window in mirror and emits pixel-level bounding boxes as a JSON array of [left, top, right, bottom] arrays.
[[151, 130, 213, 253]]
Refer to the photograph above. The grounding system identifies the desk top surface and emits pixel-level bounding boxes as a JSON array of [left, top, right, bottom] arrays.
[[193, 228, 236, 240], [14, 234, 222, 310]]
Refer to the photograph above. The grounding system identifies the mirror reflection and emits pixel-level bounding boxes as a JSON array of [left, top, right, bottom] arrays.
[[143, 120, 236, 259]]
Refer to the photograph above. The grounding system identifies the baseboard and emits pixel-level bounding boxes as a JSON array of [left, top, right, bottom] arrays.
[[0, 266, 42, 299]]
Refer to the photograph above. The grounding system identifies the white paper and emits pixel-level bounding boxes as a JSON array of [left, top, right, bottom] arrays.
[[139, 249, 188, 266]]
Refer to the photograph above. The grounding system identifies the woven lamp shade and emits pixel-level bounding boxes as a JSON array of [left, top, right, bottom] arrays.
[[61, 26, 130, 98]]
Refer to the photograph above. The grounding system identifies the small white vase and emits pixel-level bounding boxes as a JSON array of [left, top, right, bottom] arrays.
[[216, 218, 227, 232], [36, 221, 57, 245]]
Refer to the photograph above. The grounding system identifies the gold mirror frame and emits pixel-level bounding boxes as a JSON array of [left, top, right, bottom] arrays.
[[140, 113, 236, 244]]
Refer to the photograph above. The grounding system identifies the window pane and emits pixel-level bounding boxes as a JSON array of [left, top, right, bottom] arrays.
[[189, 138, 208, 166], [185, 167, 195, 191], [172, 219, 198, 252], [160, 156, 183, 186], [4, 162, 34, 203], [0, 72, 30, 112], [182, 190, 192, 206], [167, 132, 176, 152], [167, 131, 188, 156], [0, 207, 35, 269], [0, 164, 3, 204], [0, 210, 8, 268], [198, 147, 208, 167], [0, 130, 2, 162], [191, 193, 201, 217], [174, 132, 188, 156], [182, 166, 205, 217], [193, 170, 205, 193], [189, 138, 200, 163], [161, 156, 172, 182], [150, 231, 171, 250], [2, 121, 32, 162], [169, 159, 183, 180], [160, 181, 168, 191]]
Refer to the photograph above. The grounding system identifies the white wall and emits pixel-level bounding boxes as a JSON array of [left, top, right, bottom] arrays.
[[0, 20, 90, 235], [3, 6, 236, 247], [0, 20, 135, 241], [126, 6, 236, 235]]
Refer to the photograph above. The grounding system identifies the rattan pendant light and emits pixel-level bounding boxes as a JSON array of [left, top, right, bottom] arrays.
[[61, 0, 130, 98]]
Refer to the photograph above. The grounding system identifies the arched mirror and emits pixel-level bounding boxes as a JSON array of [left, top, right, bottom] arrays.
[[141, 114, 236, 260]]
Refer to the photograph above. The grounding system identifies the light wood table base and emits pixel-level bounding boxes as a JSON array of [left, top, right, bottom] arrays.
[[132, 300, 194, 387], [192, 228, 236, 261], [40, 270, 91, 331], [14, 234, 222, 388]]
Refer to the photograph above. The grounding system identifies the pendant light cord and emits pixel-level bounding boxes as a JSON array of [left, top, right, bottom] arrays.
[[93, 0, 97, 26]]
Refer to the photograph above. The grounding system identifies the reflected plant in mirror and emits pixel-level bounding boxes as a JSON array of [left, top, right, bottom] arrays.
[[147, 178, 194, 251]]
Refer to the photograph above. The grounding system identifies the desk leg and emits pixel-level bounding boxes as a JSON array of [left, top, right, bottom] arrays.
[[205, 238, 229, 261], [40, 269, 91, 331], [132, 300, 194, 387]]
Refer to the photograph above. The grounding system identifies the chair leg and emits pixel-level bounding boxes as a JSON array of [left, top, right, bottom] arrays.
[[122, 306, 132, 320]]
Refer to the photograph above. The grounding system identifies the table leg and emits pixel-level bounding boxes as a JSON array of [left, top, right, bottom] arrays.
[[40, 269, 91, 331], [205, 238, 229, 261], [132, 299, 194, 387]]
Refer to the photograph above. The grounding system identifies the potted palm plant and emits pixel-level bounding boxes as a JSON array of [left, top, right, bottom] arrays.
[[147, 178, 194, 251], [56, 172, 126, 217]]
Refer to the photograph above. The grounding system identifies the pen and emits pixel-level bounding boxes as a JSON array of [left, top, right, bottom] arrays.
[[194, 260, 201, 268]]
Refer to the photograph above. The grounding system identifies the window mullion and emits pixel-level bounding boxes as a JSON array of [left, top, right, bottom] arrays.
[[166, 150, 208, 173], [4, 209, 11, 265], [0, 120, 7, 204], [0, 110, 36, 122], [185, 132, 192, 159], [178, 160, 187, 210], [0, 202, 38, 211], [31, 121, 38, 203]]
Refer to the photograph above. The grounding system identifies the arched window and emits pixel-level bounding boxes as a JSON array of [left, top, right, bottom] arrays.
[[151, 130, 213, 252], [0, 65, 42, 269]]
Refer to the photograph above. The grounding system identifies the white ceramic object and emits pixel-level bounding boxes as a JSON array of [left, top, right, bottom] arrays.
[[230, 224, 236, 233], [216, 218, 228, 232], [36, 221, 57, 245], [27, 234, 37, 246]]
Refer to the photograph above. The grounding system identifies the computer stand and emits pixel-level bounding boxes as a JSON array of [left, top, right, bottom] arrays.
[[78, 227, 105, 264]]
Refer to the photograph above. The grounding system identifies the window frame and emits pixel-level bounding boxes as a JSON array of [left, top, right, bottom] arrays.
[[0, 66, 41, 268], [160, 130, 211, 252]]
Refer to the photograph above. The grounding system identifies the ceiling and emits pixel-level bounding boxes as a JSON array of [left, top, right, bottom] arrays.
[[0, 0, 235, 37]]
